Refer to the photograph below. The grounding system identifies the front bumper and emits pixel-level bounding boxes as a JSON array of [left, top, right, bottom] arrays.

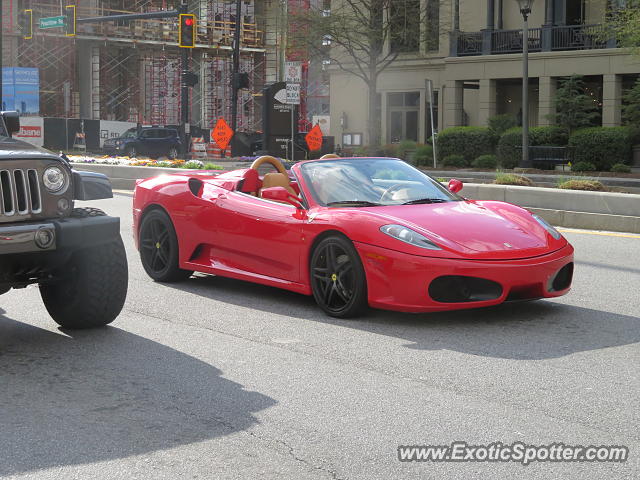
[[356, 242, 574, 313], [103, 144, 123, 155], [0, 215, 121, 256], [0, 215, 121, 287]]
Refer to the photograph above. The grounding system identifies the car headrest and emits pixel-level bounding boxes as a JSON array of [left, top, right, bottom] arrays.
[[240, 169, 261, 193]]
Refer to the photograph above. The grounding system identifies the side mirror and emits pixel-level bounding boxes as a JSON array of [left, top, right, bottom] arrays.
[[2, 111, 20, 136], [448, 179, 463, 194], [261, 186, 303, 208]]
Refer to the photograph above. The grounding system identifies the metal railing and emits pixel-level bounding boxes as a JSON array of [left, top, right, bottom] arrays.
[[456, 31, 483, 56], [551, 24, 610, 51], [452, 23, 614, 57], [491, 28, 542, 54]]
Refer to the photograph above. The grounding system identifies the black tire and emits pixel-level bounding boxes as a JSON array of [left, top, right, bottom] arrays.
[[167, 146, 178, 160], [139, 209, 193, 282], [310, 235, 368, 318], [125, 145, 137, 158], [40, 238, 128, 329]]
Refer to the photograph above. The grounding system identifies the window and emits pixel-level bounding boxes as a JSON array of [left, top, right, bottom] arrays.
[[426, 0, 440, 52], [390, 0, 421, 53], [387, 91, 420, 143]]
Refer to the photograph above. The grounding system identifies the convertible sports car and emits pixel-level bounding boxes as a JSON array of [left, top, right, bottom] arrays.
[[133, 155, 574, 318]]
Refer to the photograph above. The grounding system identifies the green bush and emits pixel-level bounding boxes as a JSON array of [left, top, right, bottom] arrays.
[[437, 127, 497, 164], [568, 127, 634, 171], [497, 126, 569, 169], [488, 114, 517, 136], [182, 160, 205, 169], [611, 163, 632, 173], [558, 179, 605, 191], [204, 162, 224, 170], [572, 161, 597, 172], [441, 154, 468, 168], [472, 154, 498, 169], [414, 144, 434, 165], [494, 173, 533, 186], [397, 140, 417, 161], [381, 144, 399, 157]]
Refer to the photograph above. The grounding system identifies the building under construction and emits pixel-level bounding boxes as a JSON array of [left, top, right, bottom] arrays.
[[0, 0, 329, 141]]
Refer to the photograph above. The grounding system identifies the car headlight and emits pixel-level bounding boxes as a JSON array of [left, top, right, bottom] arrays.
[[43, 166, 68, 193], [532, 214, 562, 240], [380, 224, 442, 250], [115, 140, 122, 146]]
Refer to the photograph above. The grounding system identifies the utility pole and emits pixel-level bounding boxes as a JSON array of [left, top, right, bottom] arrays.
[[230, 0, 242, 156], [180, 1, 190, 157]]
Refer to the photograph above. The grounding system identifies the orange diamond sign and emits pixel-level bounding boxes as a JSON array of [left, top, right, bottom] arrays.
[[305, 124, 323, 152], [211, 118, 234, 151]]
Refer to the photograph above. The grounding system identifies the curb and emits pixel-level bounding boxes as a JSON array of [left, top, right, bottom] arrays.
[[73, 163, 640, 234]]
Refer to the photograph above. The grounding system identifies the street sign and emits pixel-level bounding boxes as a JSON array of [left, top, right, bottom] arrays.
[[306, 124, 323, 152], [211, 118, 234, 151], [39, 16, 65, 29], [285, 61, 302, 84], [285, 83, 301, 105]]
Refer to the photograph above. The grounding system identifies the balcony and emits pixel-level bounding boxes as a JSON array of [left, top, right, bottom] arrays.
[[451, 24, 615, 57]]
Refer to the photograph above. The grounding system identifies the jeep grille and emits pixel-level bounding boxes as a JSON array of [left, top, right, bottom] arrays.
[[1, 168, 42, 217]]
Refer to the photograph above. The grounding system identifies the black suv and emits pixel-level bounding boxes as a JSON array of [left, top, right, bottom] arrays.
[[0, 111, 128, 329], [103, 127, 181, 159]]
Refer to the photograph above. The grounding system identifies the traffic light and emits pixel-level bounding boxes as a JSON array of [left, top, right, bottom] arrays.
[[65, 5, 76, 37], [232, 72, 250, 90], [179, 14, 196, 48], [20, 9, 33, 40]]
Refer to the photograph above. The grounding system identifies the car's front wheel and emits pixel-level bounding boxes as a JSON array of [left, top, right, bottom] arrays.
[[125, 145, 137, 158], [310, 235, 368, 318], [40, 209, 128, 329], [139, 209, 193, 282], [167, 146, 178, 160]]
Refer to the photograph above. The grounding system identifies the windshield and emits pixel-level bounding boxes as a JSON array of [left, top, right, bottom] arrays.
[[300, 158, 461, 207], [120, 129, 138, 138]]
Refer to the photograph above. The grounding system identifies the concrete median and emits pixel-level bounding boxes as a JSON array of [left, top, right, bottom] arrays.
[[72, 163, 640, 233]]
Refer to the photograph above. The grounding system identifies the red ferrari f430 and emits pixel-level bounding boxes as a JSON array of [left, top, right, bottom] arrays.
[[133, 155, 574, 317]]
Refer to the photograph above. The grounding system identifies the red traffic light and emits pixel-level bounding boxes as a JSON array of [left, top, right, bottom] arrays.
[[185, 18, 194, 26]]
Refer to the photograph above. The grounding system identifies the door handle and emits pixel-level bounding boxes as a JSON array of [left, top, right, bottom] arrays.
[[217, 193, 227, 200]]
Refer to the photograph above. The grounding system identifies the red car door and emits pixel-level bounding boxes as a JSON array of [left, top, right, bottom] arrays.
[[211, 191, 304, 283]]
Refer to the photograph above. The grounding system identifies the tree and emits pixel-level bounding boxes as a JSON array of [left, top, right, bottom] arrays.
[[606, 0, 640, 54], [622, 78, 640, 127], [552, 75, 600, 133], [290, 0, 441, 147]]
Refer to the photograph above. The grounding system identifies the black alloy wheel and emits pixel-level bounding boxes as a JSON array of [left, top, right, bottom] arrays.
[[310, 235, 368, 318], [139, 209, 192, 282]]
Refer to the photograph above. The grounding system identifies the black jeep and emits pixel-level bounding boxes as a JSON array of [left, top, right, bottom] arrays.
[[0, 111, 128, 329]]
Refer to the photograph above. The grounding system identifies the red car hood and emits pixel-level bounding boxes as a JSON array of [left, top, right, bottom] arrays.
[[351, 200, 566, 260]]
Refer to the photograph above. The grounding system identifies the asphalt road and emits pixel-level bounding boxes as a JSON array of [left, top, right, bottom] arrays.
[[1, 194, 639, 480]]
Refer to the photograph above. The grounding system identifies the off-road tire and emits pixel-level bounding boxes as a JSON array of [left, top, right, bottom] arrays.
[[40, 237, 128, 329]]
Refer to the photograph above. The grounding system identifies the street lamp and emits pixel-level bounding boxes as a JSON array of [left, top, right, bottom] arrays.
[[516, 0, 534, 168]]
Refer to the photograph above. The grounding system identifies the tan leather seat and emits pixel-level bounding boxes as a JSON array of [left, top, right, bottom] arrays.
[[259, 172, 297, 198]]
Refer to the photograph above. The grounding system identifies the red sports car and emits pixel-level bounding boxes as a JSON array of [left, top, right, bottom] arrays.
[[133, 155, 574, 318]]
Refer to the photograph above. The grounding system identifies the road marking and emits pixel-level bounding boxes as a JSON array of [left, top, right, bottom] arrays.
[[558, 228, 640, 239]]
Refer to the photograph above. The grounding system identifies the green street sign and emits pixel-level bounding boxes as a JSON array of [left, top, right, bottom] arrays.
[[39, 16, 65, 29]]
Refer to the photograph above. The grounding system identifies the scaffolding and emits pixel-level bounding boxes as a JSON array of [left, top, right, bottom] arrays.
[[6, 0, 268, 134]]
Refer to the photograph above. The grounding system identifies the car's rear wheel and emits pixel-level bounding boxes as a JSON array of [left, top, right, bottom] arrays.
[[139, 209, 192, 282], [167, 146, 178, 160], [310, 235, 368, 318]]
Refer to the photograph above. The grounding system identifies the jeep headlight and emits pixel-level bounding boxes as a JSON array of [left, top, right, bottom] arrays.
[[43, 166, 68, 193], [380, 224, 442, 250]]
